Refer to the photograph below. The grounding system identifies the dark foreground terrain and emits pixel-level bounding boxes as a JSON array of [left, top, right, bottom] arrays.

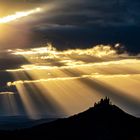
[[0, 98, 140, 140]]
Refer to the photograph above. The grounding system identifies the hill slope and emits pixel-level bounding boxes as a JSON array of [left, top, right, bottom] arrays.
[[1, 98, 140, 140]]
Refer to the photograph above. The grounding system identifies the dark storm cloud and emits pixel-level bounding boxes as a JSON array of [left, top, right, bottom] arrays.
[[21, 0, 139, 52], [1, 0, 140, 27], [33, 0, 140, 27], [1, 0, 140, 51]]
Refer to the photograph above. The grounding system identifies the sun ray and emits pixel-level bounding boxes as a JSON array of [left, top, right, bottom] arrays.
[[0, 7, 42, 24], [5, 44, 140, 117]]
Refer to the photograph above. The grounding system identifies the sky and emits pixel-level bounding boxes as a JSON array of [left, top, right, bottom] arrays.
[[0, 0, 140, 119], [0, 0, 140, 51]]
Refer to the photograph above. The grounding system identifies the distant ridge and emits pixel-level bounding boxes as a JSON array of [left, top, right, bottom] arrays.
[[0, 97, 140, 140]]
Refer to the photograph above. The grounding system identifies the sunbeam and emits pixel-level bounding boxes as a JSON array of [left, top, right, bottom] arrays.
[[4, 44, 140, 118], [0, 7, 42, 24]]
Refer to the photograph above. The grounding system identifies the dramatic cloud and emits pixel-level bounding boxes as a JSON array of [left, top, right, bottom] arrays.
[[32, 0, 140, 27], [0, 0, 140, 50], [0, 43, 139, 118], [0, 0, 140, 118], [30, 0, 140, 51]]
